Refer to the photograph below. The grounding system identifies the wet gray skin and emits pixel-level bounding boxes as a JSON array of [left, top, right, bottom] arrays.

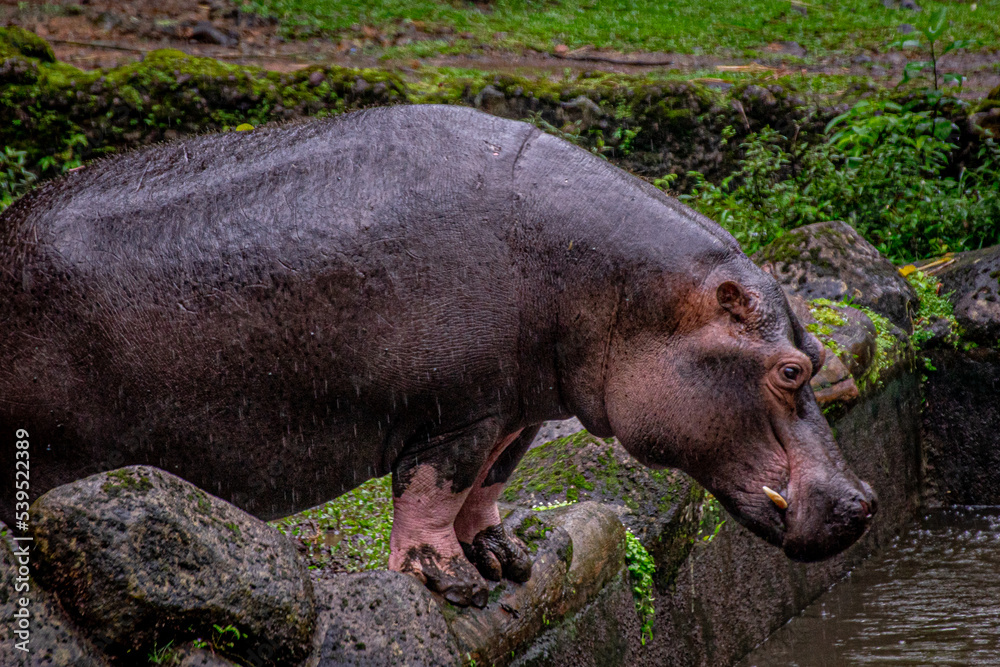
[[0, 105, 875, 604]]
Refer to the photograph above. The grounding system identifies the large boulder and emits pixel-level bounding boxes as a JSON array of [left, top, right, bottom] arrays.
[[312, 570, 460, 666], [29, 466, 316, 666], [935, 244, 1000, 346], [0, 527, 109, 667], [754, 220, 918, 330]]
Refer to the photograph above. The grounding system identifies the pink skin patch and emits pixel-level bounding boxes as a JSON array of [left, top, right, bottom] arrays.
[[388, 429, 524, 574], [388, 463, 469, 573], [455, 428, 523, 543], [454, 481, 505, 545]]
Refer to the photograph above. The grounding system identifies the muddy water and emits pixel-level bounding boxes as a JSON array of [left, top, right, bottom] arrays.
[[738, 507, 1000, 667]]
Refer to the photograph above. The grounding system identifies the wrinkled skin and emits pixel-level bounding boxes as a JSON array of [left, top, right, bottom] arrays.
[[0, 105, 875, 606]]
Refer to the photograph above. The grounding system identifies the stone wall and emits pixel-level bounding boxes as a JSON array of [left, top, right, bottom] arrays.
[[1, 372, 924, 667], [642, 371, 922, 666], [921, 244, 1000, 506]]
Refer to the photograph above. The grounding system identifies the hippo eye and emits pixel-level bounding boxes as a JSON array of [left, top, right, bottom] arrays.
[[781, 365, 803, 385]]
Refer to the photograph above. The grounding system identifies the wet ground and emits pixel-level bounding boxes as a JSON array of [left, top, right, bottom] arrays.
[[738, 506, 1000, 667]]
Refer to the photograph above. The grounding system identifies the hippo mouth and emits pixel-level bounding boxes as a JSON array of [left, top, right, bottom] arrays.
[[717, 427, 877, 563], [739, 478, 876, 564], [779, 477, 877, 562]]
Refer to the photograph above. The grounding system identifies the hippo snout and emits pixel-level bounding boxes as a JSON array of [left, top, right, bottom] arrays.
[[858, 480, 878, 520], [782, 478, 878, 563]]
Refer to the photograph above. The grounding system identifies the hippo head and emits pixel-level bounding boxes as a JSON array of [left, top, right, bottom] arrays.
[[600, 263, 877, 562]]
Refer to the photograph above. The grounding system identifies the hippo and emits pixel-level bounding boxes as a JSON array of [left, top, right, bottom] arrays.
[[0, 104, 876, 607]]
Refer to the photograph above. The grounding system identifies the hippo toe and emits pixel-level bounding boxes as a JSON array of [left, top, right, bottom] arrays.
[[461, 523, 533, 583]]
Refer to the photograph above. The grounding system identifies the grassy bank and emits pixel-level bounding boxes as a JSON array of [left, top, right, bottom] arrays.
[[246, 0, 1000, 60]]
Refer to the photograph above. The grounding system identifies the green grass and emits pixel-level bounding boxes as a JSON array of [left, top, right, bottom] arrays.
[[271, 475, 394, 572], [246, 0, 1000, 58]]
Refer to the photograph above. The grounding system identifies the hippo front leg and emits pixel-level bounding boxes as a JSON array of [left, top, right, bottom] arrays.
[[389, 466, 488, 607], [455, 426, 539, 584], [389, 419, 514, 608]]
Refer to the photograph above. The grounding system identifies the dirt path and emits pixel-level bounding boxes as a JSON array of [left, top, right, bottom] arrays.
[[3, 0, 998, 95]]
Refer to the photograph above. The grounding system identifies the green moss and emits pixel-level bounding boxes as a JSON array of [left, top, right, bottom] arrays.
[[754, 231, 806, 266], [0, 45, 407, 178], [806, 322, 833, 337], [440, 602, 459, 624], [647, 482, 705, 591], [855, 305, 905, 392], [189, 491, 212, 515], [624, 528, 655, 645], [906, 269, 960, 349], [501, 430, 596, 504], [810, 302, 848, 327], [100, 468, 153, 496], [271, 475, 393, 572], [695, 493, 726, 543], [595, 448, 622, 497], [487, 582, 507, 604], [0, 26, 55, 62], [0, 37, 737, 191], [514, 514, 554, 554], [806, 299, 850, 358]]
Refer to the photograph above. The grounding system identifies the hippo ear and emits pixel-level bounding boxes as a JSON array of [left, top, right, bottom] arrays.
[[717, 281, 756, 322]]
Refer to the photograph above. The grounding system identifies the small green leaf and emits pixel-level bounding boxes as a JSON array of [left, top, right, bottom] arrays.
[[933, 119, 954, 141], [923, 7, 948, 41]]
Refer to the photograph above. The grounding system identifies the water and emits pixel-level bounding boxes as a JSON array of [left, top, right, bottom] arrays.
[[739, 507, 1000, 667]]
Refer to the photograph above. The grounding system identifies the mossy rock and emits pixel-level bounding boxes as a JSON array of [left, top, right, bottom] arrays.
[[502, 431, 689, 521], [0, 26, 55, 62], [502, 429, 704, 591], [754, 220, 918, 330], [0, 46, 407, 174], [30, 466, 316, 665], [935, 244, 1000, 346]]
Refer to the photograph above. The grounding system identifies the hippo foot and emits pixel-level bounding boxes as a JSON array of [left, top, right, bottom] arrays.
[[460, 523, 533, 584], [400, 545, 489, 608]]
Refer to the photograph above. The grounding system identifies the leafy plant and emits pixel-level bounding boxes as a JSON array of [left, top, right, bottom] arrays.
[[147, 640, 178, 665], [676, 104, 1000, 261], [0, 146, 36, 211], [209, 624, 246, 653], [35, 132, 88, 175], [889, 8, 977, 94], [905, 269, 960, 349], [624, 528, 655, 645]]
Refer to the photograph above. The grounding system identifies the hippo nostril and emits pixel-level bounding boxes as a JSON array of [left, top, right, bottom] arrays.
[[860, 481, 878, 518], [859, 499, 872, 520]]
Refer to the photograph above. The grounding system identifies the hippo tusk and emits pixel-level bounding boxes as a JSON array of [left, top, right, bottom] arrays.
[[762, 486, 788, 509]]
